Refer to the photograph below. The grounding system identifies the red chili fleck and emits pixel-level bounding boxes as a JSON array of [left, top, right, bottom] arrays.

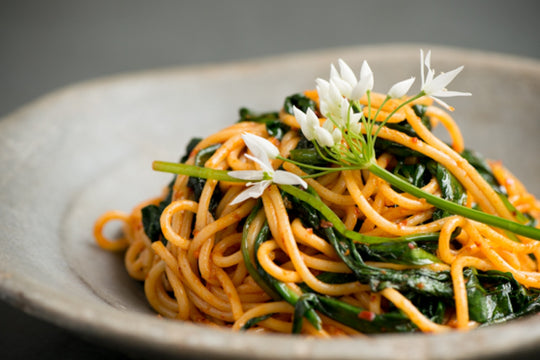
[[320, 220, 334, 229], [358, 311, 376, 322], [306, 228, 313, 234], [411, 137, 419, 144], [408, 242, 416, 249], [417, 283, 425, 290]]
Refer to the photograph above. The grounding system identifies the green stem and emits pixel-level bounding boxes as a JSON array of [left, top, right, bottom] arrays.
[[279, 184, 439, 245], [276, 156, 336, 172], [373, 93, 423, 139], [152, 161, 244, 182], [153, 159, 540, 241], [277, 155, 366, 174], [369, 95, 389, 134], [367, 163, 540, 240]]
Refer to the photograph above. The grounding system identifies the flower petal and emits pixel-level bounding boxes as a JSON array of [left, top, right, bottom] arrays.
[[329, 64, 340, 83], [322, 80, 344, 116], [360, 61, 374, 90], [314, 126, 335, 147], [293, 106, 315, 140], [430, 96, 454, 111], [316, 78, 330, 97], [388, 77, 415, 98], [425, 66, 464, 95], [322, 119, 334, 132], [229, 180, 271, 205], [424, 50, 431, 71], [431, 90, 472, 98], [424, 68, 434, 89], [350, 60, 373, 100], [245, 153, 273, 174], [349, 111, 362, 124], [332, 77, 352, 99], [338, 58, 358, 87], [242, 132, 279, 160], [338, 97, 353, 127], [349, 121, 362, 135], [332, 128, 342, 144], [227, 170, 264, 181], [273, 170, 308, 188], [306, 108, 320, 126], [350, 82, 368, 101]]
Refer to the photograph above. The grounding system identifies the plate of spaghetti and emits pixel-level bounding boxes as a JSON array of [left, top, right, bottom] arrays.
[[1, 45, 540, 359]]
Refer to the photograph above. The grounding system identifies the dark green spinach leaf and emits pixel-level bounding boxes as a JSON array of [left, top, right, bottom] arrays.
[[141, 179, 174, 244], [465, 268, 540, 324], [427, 160, 467, 220], [238, 107, 290, 140], [283, 93, 317, 114], [187, 143, 223, 216]]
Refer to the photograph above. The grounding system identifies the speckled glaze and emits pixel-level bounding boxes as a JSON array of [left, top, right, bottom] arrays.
[[1, 45, 539, 360]]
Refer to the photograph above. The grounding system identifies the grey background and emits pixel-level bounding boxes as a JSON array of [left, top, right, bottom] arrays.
[[0, 0, 539, 359]]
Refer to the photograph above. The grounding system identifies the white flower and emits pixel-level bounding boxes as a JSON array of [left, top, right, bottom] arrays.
[[420, 49, 471, 110], [313, 125, 335, 147], [388, 77, 415, 99], [241, 132, 279, 161], [316, 78, 362, 136], [293, 106, 336, 147], [338, 97, 362, 127], [293, 106, 319, 141], [332, 128, 342, 144], [357, 60, 374, 97], [349, 120, 362, 135], [228, 133, 307, 204], [330, 59, 374, 101], [316, 78, 342, 118], [322, 120, 342, 144], [329, 61, 355, 99]]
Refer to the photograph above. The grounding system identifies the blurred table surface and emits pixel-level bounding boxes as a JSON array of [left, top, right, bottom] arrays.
[[1, 1, 539, 359]]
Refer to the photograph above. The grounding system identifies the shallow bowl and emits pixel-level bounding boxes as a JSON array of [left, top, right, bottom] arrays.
[[1, 44, 539, 359]]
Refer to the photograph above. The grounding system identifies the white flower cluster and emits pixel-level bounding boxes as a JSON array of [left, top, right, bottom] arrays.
[[292, 107, 342, 147], [291, 49, 471, 148], [227, 50, 471, 204]]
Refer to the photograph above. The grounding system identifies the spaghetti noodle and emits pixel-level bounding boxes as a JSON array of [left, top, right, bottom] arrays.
[[94, 53, 540, 335]]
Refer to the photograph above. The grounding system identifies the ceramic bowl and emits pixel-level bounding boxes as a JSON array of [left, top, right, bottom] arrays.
[[1, 44, 539, 359]]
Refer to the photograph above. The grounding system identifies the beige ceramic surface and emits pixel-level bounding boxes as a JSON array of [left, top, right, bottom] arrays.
[[0, 45, 539, 359]]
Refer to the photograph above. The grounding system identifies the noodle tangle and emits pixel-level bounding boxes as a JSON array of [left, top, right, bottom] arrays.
[[94, 84, 540, 335]]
